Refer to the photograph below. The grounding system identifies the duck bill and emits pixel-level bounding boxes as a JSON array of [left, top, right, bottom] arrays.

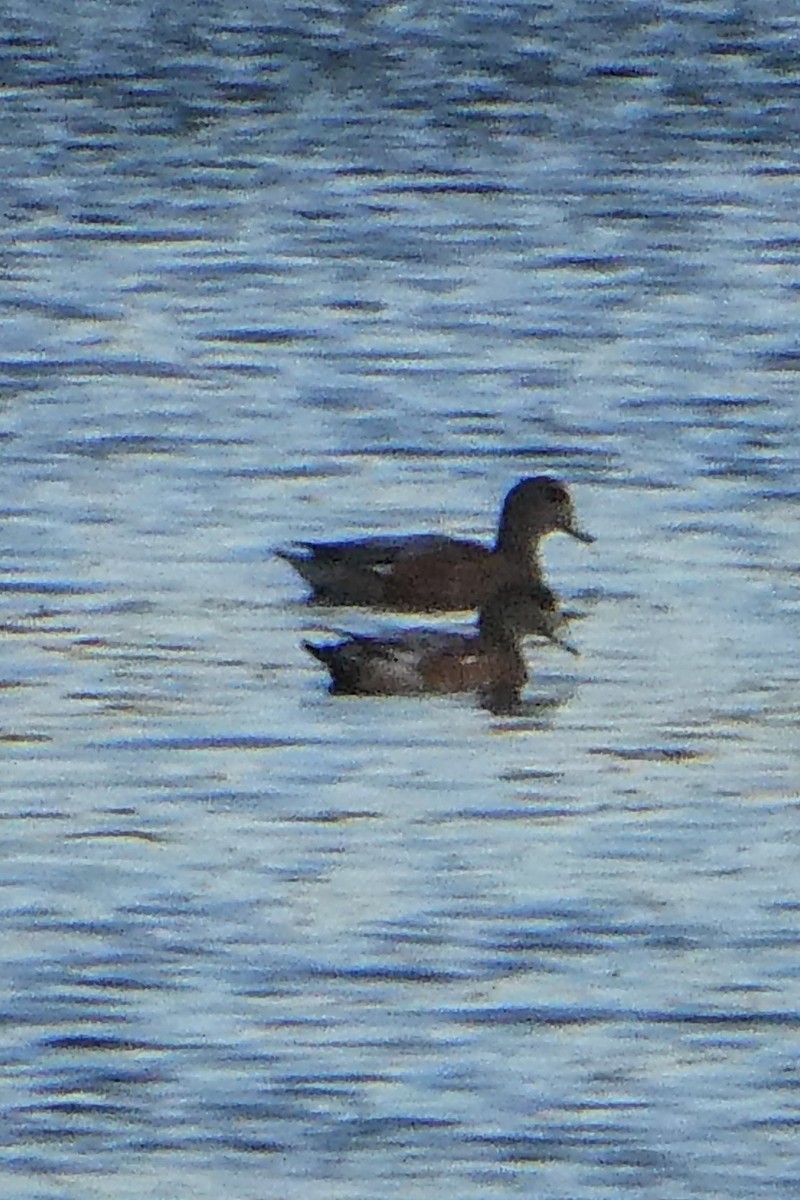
[[545, 630, 580, 656], [566, 523, 595, 544]]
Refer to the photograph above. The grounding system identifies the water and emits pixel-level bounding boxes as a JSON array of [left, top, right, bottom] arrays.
[[2, 1, 800, 1196]]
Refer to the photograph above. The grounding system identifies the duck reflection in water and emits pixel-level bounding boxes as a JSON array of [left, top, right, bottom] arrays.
[[280, 476, 593, 611], [303, 584, 578, 713]]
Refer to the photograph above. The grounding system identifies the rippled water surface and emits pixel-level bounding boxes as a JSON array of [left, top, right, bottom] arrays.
[[3, 2, 800, 1197]]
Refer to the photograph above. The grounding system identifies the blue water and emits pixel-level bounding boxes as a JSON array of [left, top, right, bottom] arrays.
[[2, 2, 800, 1197]]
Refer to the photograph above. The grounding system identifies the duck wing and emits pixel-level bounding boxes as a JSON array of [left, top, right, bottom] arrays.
[[295, 534, 478, 567]]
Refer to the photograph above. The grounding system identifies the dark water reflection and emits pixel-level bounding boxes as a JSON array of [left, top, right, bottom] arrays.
[[2, 1, 800, 1197]]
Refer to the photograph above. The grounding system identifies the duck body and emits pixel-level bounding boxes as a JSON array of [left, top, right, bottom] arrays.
[[286, 536, 528, 610], [304, 626, 527, 696], [280, 476, 592, 611]]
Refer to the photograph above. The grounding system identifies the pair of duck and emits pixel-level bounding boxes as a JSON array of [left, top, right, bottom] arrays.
[[280, 476, 593, 705]]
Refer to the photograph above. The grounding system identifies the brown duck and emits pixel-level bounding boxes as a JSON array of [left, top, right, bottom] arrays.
[[303, 583, 578, 706], [280, 475, 593, 611]]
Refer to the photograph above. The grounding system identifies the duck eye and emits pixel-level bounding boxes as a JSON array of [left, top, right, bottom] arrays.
[[545, 484, 567, 504]]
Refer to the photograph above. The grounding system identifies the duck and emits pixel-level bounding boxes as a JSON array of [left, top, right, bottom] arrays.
[[302, 583, 578, 706], [279, 475, 593, 611]]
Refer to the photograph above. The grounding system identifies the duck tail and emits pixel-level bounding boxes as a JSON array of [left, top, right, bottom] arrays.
[[302, 639, 337, 666]]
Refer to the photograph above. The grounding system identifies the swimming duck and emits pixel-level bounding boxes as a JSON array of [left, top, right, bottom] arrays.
[[279, 475, 593, 611], [302, 583, 577, 705]]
